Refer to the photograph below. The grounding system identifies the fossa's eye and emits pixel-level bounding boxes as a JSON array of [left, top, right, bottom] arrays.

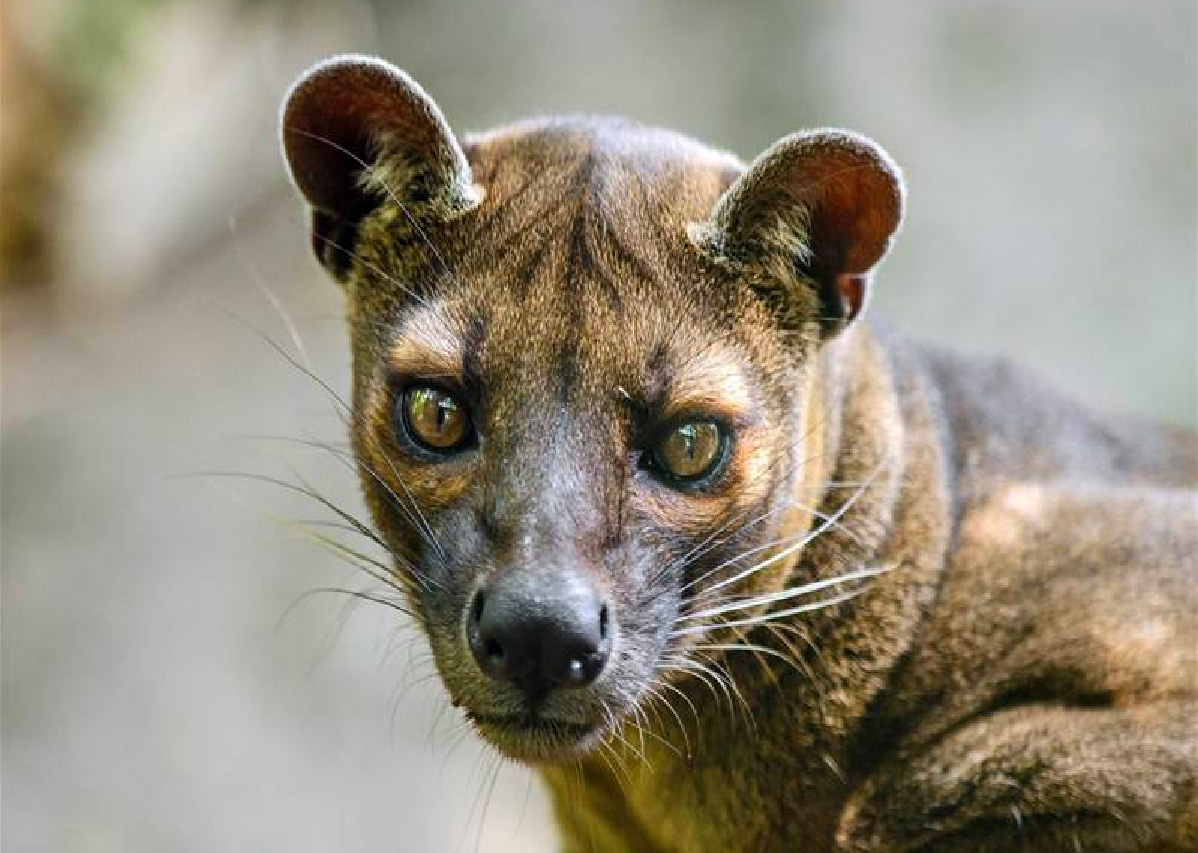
[[649, 420, 728, 485], [397, 384, 473, 453]]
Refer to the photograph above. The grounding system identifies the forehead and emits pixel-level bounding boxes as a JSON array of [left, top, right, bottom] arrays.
[[464, 116, 742, 223], [460, 122, 752, 385], [368, 119, 785, 415]]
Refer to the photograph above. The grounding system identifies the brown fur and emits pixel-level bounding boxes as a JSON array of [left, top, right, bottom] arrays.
[[281, 56, 1198, 852]]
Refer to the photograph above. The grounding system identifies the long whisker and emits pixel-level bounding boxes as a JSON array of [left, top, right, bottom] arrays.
[[690, 642, 808, 677], [210, 303, 351, 424], [626, 704, 649, 768], [677, 564, 891, 626], [692, 650, 756, 733], [629, 701, 683, 760], [274, 516, 417, 597], [284, 585, 415, 621], [214, 303, 447, 560], [238, 433, 443, 569], [679, 494, 864, 599], [181, 470, 439, 593], [594, 738, 635, 797], [606, 709, 650, 770], [686, 458, 888, 606], [643, 678, 696, 759], [673, 585, 870, 638], [657, 449, 810, 587], [667, 432, 864, 595], [228, 213, 315, 374], [473, 754, 504, 853], [661, 653, 743, 726]]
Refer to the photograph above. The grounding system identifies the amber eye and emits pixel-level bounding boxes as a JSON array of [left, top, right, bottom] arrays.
[[398, 384, 472, 453], [650, 420, 727, 484]]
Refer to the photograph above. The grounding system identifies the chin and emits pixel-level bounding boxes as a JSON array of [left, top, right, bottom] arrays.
[[467, 711, 610, 765]]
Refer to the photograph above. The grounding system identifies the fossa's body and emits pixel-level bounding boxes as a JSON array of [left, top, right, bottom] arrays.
[[280, 56, 1198, 852], [546, 334, 1198, 853]]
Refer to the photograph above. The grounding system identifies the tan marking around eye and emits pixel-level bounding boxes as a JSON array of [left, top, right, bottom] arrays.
[[628, 342, 774, 535], [358, 382, 475, 517], [386, 305, 465, 381], [658, 345, 756, 426], [634, 421, 778, 540], [354, 304, 477, 524]]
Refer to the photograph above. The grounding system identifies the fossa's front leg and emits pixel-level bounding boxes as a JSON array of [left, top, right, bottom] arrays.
[[839, 702, 1198, 852]]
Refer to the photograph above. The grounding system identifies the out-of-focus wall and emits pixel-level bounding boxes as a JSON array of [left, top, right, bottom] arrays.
[[3, 2, 1195, 852]]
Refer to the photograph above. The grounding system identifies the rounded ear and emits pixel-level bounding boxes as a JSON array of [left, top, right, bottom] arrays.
[[279, 55, 480, 279], [689, 129, 904, 336]]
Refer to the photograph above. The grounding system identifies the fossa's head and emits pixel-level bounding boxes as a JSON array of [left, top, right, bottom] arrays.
[[281, 55, 903, 763]]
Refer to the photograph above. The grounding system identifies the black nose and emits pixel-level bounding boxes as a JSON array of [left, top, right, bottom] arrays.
[[467, 570, 611, 700]]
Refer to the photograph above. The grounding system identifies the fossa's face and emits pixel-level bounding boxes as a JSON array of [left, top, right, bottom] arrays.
[[282, 58, 901, 763], [348, 130, 807, 763]]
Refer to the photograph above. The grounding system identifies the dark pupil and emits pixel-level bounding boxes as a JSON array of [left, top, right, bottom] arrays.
[[434, 396, 455, 432], [678, 424, 700, 459], [406, 386, 465, 449], [661, 421, 720, 479]]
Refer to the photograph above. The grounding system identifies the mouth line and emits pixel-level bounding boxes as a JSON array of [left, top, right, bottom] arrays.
[[466, 711, 598, 738]]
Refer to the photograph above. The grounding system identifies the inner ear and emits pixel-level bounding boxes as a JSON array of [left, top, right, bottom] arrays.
[[691, 130, 904, 335], [280, 55, 480, 279]]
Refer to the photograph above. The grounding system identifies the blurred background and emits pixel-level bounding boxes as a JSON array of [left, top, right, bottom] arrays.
[[3, 1, 1195, 851]]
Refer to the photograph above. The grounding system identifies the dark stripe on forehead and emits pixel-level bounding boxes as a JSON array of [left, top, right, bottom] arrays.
[[507, 236, 552, 303], [558, 193, 589, 408], [461, 315, 485, 387], [603, 221, 661, 302]]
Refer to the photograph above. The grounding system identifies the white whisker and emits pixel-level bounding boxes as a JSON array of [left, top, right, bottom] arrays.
[[672, 586, 869, 638], [677, 564, 891, 626]]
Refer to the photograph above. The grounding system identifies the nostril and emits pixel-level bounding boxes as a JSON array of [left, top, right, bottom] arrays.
[[468, 590, 507, 679], [599, 603, 609, 641], [470, 590, 486, 627]]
